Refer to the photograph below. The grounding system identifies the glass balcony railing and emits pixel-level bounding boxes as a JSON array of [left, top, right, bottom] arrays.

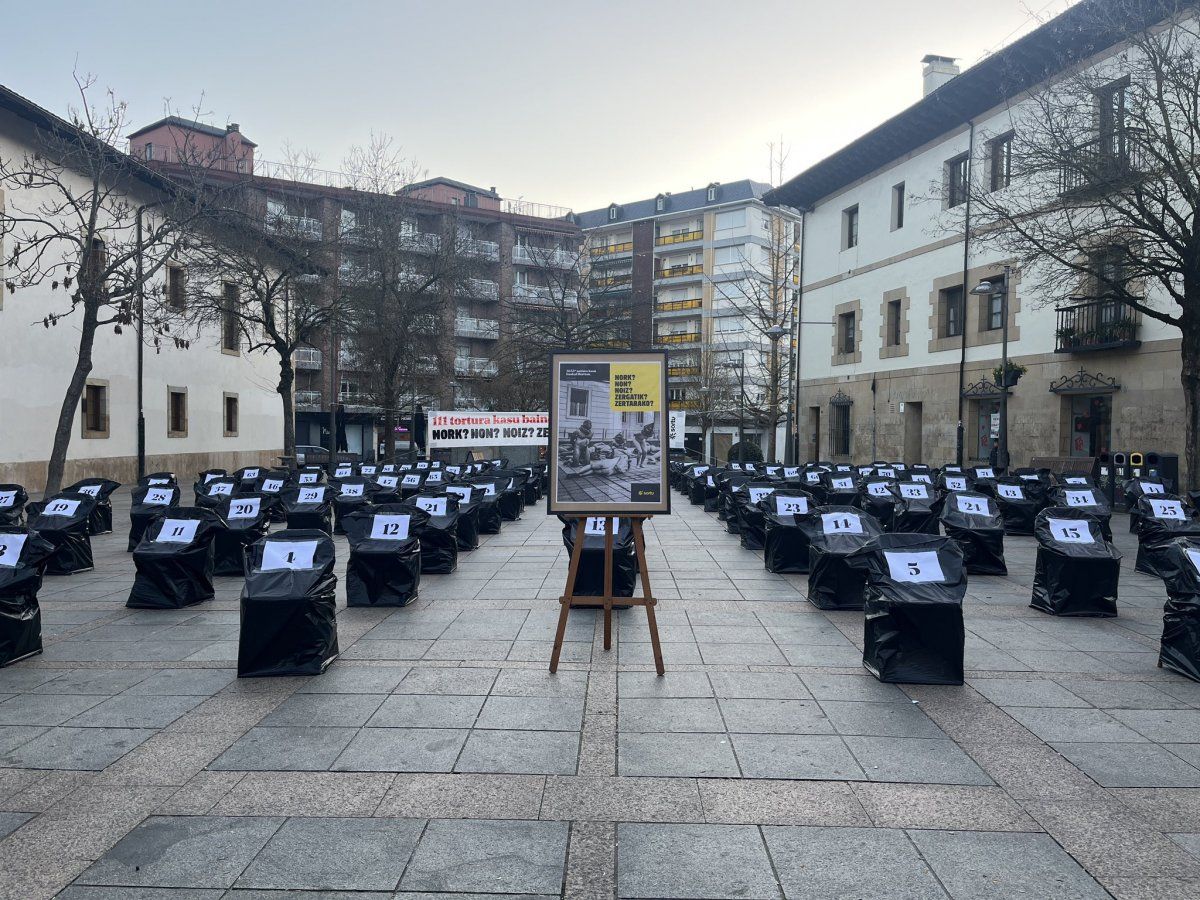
[[293, 347, 322, 369], [655, 230, 703, 246], [590, 240, 633, 257], [656, 298, 702, 313], [655, 332, 701, 345], [655, 263, 704, 279]]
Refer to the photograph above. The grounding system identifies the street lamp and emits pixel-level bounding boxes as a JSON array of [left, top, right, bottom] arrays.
[[737, 349, 746, 465], [765, 324, 786, 463], [970, 265, 1012, 471]]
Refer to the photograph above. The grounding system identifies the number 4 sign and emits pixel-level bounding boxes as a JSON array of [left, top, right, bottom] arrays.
[[884, 550, 946, 583], [261, 540, 318, 570]]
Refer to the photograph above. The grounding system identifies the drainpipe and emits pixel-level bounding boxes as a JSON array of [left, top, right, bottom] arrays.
[[956, 119, 976, 467]]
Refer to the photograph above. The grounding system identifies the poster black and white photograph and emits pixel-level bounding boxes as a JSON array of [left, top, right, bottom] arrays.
[[548, 351, 670, 515]]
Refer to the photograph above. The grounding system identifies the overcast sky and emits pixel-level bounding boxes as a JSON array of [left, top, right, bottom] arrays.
[[6, 0, 1078, 212]]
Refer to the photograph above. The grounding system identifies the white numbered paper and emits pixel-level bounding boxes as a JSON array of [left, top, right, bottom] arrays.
[[821, 512, 863, 534], [749, 488, 775, 503], [836, 465, 852, 472], [370, 515, 410, 540], [1064, 477, 1088, 485], [446, 486, 472, 502], [831, 477, 854, 490], [148, 478, 170, 486], [894, 463, 907, 470], [805, 472, 821, 483], [912, 474, 932, 484], [298, 472, 318, 484], [156, 518, 200, 544], [1148, 498, 1186, 520], [0, 491, 15, 508], [945, 466, 963, 473], [1048, 517, 1093, 544], [867, 482, 892, 497], [885, 550, 946, 583], [261, 479, 284, 493], [400, 464, 414, 472], [479, 483, 497, 496], [945, 477, 968, 491], [585, 517, 615, 536], [998, 485, 1024, 500], [208, 482, 233, 496], [360, 465, 377, 475], [335, 466, 353, 478], [415, 497, 448, 516], [744, 464, 757, 472], [1186, 548, 1200, 577], [425, 471, 443, 484], [382, 464, 397, 473], [446, 466, 461, 475], [784, 467, 799, 477], [975, 467, 995, 479], [298, 487, 325, 504], [204, 473, 221, 483], [766, 467, 781, 475], [858, 466, 873, 476], [706, 476, 716, 487], [78, 484, 102, 497], [340, 483, 365, 497], [899, 484, 928, 499], [730, 463, 743, 470], [1064, 490, 1096, 507], [242, 468, 260, 479], [261, 540, 318, 569], [877, 468, 896, 478], [43, 498, 80, 517], [1140, 481, 1166, 495], [228, 498, 262, 520], [694, 466, 710, 476], [490, 460, 502, 467], [144, 488, 173, 506], [0, 534, 28, 567], [1019, 474, 1040, 481], [776, 496, 809, 515], [416, 461, 429, 470], [402, 474, 422, 486], [378, 476, 399, 489], [956, 496, 988, 515]]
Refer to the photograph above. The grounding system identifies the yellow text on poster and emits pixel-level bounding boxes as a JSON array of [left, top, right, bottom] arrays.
[[609, 363, 660, 411]]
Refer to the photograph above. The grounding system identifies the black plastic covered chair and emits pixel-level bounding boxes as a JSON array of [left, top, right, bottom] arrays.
[[65, 478, 121, 535], [138, 471, 177, 488], [256, 471, 290, 523], [1126, 477, 1171, 533], [441, 486, 481, 551], [128, 484, 181, 551], [234, 466, 266, 492], [238, 530, 339, 677], [892, 481, 943, 534], [1134, 494, 1200, 577], [0, 527, 55, 666], [282, 484, 334, 534], [465, 479, 504, 534], [858, 479, 899, 531], [342, 506, 422, 607], [1157, 537, 1200, 682], [762, 491, 816, 574], [991, 477, 1040, 536], [403, 498, 459, 574], [560, 515, 638, 601], [127, 508, 222, 609], [295, 466, 326, 487], [1030, 508, 1120, 617], [1049, 484, 1113, 541], [940, 492, 1007, 575], [0, 485, 29, 528], [332, 477, 379, 535], [213, 493, 271, 576], [854, 533, 967, 685], [30, 493, 97, 575], [800, 507, 884, 610], [733, 483, 779, 550], [196, 477, 238, 510], [819, 471, 859, 507]]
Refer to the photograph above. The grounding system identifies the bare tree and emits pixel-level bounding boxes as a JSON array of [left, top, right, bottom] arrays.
[[692, 344, 741, 463], [959, 2, 1200, 485], [0, 75, 205, 493]]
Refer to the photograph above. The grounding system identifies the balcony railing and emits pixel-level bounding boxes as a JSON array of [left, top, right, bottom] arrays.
[[460, 278, 499, 301], [672, 399, 702, 410], [266, 213, 323, 240], [339, 391, 380, 411], [656, 298, 702, 313], [655, 230, 703, 246], [293, 347, 322, 369], [656, 332, 701, 345], [295, 390, 323, 410], [454, 357, 498, 377], [590, 240, 633, 257], [1060, 129, 1148, 195], [458, 237, 500, 260], [399, 231, 441, 254], [512, 283, 580, 308], [455, 316, 500, 339], [513, 244, 576, 269], [1055, 296, 1141, 352], [655, 263, 704, 280], [668, 365, 700, 377], [591, 272, 632, 289], [589, 338, 631, 349]]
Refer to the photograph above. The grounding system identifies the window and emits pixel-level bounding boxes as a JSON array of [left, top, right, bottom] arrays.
[[608, 205, 618, 221], [842, 205, 859, 250], [1098, 76, 1130, 150], [947, 154, 969, 208], [167, 265, 186, 310], [838, 312, 856, 355], [223, 394, 239, 437], [940, 285, 964, 337], [983, 291, 1004, 331], [168, 388, 187, 437], [713, 245, 745, 267], [706, 183, 718, 202], [81, 381, 108, 438], [831, 404, 851, 456], [1091, 244, 1129, 295], [655, 195, 665, 212], [465, 191, 478, 208], [568, 388, 589, 417], [891, 183, 905, 230], [144, 142, 155, 161], [714, 208, 747, 238], [668, 387, 686, 403], [221, 283, 239, 352], [990, 133, 1014, 191], [886, 299, 903, 347]]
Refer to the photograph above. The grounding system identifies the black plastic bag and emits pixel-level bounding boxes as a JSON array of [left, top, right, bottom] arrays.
[[734, 483, 779, 550], [1049, 484, 1113, 541], [127, 508, 223, 609], [858, 479, 899, 531], [801, 506, 884, 610], [1134, 494, 1200, 576], [559, 515, 638, 601], [30, 493, 97, 575], [332, 477, 379, 535], [991, 477, 1040, 536], [212, 493, 271, 576], [139, 471, 177, 488], [0, 527, 55, 666], [720, 475, 755, 530], [295, 466, 326, 487], [196, 476, 239, 510], [0, 485, 29, 527], [342, 505, 422, 606], [938, 471, 974, 494], [282, 484, 334, 534], [892, 481, 943, 534], [1157, 537, 1200, 682], [403, 498, 459, 574], [65, 478, 121, 535], [1030, 508, 1120, 617], [487, 472, 526, 521], [256, 471, 290, 523], [854, 533, 967, 685], [940, 492, 1007, 575], [128, 484, 181, 551], [819, 471, 860, 507], [444, 485, 481, 550], [465, 479, 504, 534], [238, 529, 339, 677], [234, 466, 266, 492], [763, 492, 816, 574], [1126, 477, 1171, 533]]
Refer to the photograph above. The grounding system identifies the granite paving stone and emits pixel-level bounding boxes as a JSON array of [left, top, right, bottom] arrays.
[[617, 822, 781, 899], [399, 818, 569, 894]]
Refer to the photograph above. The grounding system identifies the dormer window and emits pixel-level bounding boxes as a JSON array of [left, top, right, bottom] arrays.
[[655, 194, 666, 212], [706, 183, 720, 202], [608, 204, 619, 221]]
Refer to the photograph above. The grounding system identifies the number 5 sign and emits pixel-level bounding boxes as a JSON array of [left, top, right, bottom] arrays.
[[884, 550, 946, 583]]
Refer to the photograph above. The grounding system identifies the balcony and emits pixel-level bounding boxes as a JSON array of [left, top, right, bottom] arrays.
[[591, 272, 632, 290], [668, 365, 700, 378], [655, 230, 703, 247], [1059, 129, 1148, 196], [455, 316, 500, 340], [266, 213, 322, 241], [590, 338, 631, 349], [294, 347, 322, 370], [656, 332, 701, 345], [295, 390, 323, 411], [672, 399, 702, 410], [416, 355, 439, 374], [399, 231, 441, 254], [655, 263, 704, 280], [656, 298, 703, 314], [458, 237, 500, 261], [339, 391, 380, 412], [513, 244, 576, 269], [1055, 297, 1141, 353], [512, 283, 580, 309], [459, 278, 499, 301], [590, 240, 633, 258], [454, 357, 498, 377]]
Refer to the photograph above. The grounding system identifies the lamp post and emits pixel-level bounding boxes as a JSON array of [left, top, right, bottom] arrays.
[[971, 265, 1012, 471], [698, 385, 712, 464], [765, 324, 786, 463], [737, 348, 746, 465]]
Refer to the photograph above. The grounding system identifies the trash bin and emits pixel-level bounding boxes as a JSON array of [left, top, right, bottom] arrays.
[[30, 493, 97, 575], [212, 493, 271, 576], [892, 481, 944, 534], [65, 478, 121, 535], [0, 485, 29, 527], [1030, 508, 1121, 617], [991, 477, 1040, 536], [283, 484, 334, 534], [237, 529, 339, 677], [733, 483, 778, 550], [403, 498, 459, 574], [127, 508, 222, 609], [128, 484, 181, 551], [1157, 537, 1200, 682], [858, 478, 899, 531], [332, 477, 379, 535], [1049, 483, 1113, 541], [342, 505, 422, 607], [855, 533, 967, 685], [801, 506, 885, 610], [939, 492, 1007, 575], [560, 515, 638, 601], [443, 485, 481, 551], [763, 491, 817, 574], [1134, 494, 1200, 576], [0, 527, 55, 666]]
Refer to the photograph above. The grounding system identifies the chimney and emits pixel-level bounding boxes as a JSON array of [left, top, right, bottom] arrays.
[[921, 55, 960, 96], [226, 123, 240, 134]]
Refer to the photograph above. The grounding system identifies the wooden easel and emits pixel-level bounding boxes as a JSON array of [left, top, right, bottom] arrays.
[[549, 514, 664, 675]]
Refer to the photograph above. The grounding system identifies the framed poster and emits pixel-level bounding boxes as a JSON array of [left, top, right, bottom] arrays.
[[548, 350, 671, 515]]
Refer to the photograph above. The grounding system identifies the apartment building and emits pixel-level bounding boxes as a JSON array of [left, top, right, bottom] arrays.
[[766, 2, 1187, 468], [577, 181, 801, 461], [130, 120, 581, 457]]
